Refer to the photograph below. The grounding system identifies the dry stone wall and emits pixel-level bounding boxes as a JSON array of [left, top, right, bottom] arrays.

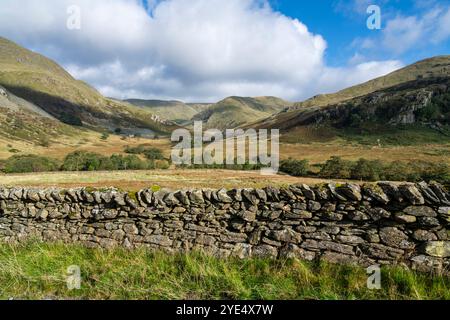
[[0, 181, 449, 273]]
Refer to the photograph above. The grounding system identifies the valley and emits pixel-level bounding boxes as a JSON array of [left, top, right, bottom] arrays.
[[0, 36, 448, 190]]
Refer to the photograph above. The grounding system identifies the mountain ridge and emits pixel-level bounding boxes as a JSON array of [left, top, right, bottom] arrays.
[[0, 37, 177, 137]]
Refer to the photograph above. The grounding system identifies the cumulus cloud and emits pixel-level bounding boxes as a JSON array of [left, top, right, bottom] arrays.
[[0, 0, 402, 102], [353, 3, 450, 56]]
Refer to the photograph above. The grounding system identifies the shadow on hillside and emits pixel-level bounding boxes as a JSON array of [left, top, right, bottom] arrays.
[[0, 85, 167, 134]]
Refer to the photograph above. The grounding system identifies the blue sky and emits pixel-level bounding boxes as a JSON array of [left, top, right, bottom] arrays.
[[0, 0, 449, 102], [270, 0, 450, 66]]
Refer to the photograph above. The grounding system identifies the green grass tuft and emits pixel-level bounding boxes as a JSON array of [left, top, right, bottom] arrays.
[[0, 241, 449, 300]]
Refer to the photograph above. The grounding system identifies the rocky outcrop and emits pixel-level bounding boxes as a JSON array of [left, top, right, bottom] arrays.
[[0, 182, 449, 273]]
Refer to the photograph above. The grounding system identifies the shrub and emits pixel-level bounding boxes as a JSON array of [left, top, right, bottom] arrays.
[[142, 148, 165, 160], [124, 145, 146, 154], [110, 154, 150, 170], [100, 133, 109, 141], [319, 156, 353, 179], [3, 154, 60, 173], [124, 145, 165, 160], [62, 151, 108, 171], [350, 158, 384, 181], [280, 158, 310, 176]]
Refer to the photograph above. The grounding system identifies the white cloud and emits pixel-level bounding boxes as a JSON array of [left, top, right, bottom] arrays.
[[355, 4, 450, 56], [0, 0, 402, 102]]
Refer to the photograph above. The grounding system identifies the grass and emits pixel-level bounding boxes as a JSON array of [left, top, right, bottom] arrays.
[[0, 169, 351, 191], [0, 241, 448, 300], [0, 133, 172, 161]]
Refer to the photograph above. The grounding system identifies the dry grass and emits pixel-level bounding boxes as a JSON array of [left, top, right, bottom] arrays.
[[279, 142, 450, 164], [0, 169, 354, 191], [2, 133, 448, 165], [0, 132, 172, 160]]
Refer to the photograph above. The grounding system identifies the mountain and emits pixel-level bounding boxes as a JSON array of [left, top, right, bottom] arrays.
[[0, 37, 177, 137], [0, 85, 80, 146], [125, 99, 211, 124], [249, 56, 450, 145], [192, 96, 291, 130], [294, 55, 450, 108]]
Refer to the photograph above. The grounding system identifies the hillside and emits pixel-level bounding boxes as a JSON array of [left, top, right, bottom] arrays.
[[125, 99, 211, 124], [0, 85, 81, 146], [192, 96, 291, 130], [0, 37, 177, 137], [295, 55, 450, 108], [250, 69, 450, 146]]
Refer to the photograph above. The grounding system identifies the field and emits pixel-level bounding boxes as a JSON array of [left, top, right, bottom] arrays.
[[0, 132, 172, 161], [279, 141, 450, 164], [2, 132, 449, 164], [1, 133, 449, 190], [0, 169, 352, 191], [0, 242, 448, 300]]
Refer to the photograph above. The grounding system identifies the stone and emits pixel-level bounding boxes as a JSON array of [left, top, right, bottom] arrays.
[[417, 182, 440, 204], [438, 207, 450, 221], [103, 209, 118, 219], [337, 184, 362, 201], [220, 232, 247, 243], [321, 251, 359, 265], [394, 213, 417, 224], [361, 243, 404, 260], [283, 210, 312, 219], [242, 189, 259, 205], [308, 200, 321, 212], [403, 206, 437, 217], [123, 224, 139, 235], [410, 255, 443, 273], [174, 190, 189, 205], [189, 189, 204, 205], [264, 186, 280, 201], [418, 217, 440, 227], [195, 234, 216, 246], [252, 245, 278, 258], [144, 235, 173, 247], [300, 184, 315, 200], [300, 239, 354, 255], [399, 184, 425, 205], [429, 182, 450, 205], [27, 190, 40, 202], [336, 235, 365, 244], [321, 212, 343, 221], [37, 209, 49, 220], [231, 243, 252, 258], [164, 192, 180, 206], [153, 190, 168, 205], [363, 184, 389, 204], [422, 241, 450, 258], [279, 244, 315, 261], [255, 189, 267, 202], [304, 232, 331, 241], [113, 193, 126, 206], [347, 211, 370, 221], [228, 189, 242, 201], [267, 229, 292, 242], [412, 230, 437, 241], [379, 227, 414, 249], [173, 207, 186, 213], [236, 210, 255, 222], [217, 189, 233, 203], [368, 207, 391, 221], [313, 186, 330, 201], [328, 183, 347, 201], [0, 184, 447, 273]]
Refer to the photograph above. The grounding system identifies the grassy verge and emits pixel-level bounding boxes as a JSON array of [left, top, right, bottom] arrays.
[[0, 242, 449, 300]]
